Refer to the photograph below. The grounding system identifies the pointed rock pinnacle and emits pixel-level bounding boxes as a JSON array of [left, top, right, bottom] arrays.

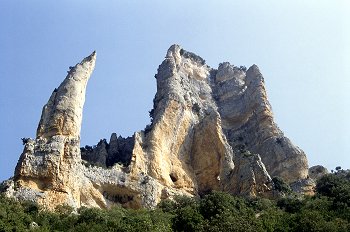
[[36, 51, 96, 139]]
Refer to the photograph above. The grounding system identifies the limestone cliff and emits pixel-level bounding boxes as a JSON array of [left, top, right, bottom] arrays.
[[1, 45, 310, 210]]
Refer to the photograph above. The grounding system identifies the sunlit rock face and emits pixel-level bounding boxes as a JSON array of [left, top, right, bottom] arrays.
[[36, 52, 96, 139], [1, 45, 310, 210], [6, 52, 106, 210]]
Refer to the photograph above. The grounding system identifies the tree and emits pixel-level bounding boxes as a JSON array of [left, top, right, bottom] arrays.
[[272, 176, 292, 194], [316, 172, 350, 206]]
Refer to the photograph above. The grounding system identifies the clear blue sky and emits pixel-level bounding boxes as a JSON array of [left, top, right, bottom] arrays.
[[0, 0, 349, 181]]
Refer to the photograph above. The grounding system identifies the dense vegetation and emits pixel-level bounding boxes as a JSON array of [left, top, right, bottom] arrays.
[[1, 169, 349, 232]]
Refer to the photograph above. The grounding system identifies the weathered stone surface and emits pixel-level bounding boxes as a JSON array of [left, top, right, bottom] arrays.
[[229, 152, 272, 196], [2, 45, 311, 210], [6, 52, 109, 210], [213, 63, 309, 183], [37, 52, 96, 139], [309, 165, 329, 180], [290, 178, 316, 195]]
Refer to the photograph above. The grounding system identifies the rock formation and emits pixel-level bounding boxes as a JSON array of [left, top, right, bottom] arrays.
[[1, 45, 311, 210], [309, 165, 329, 180]]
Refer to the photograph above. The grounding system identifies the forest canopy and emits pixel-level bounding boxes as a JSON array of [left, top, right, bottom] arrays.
[[1, 169, 349, 232]]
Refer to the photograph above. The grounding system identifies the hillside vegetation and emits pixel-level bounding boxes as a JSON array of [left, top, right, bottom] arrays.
[[1, 169, 349, 232]]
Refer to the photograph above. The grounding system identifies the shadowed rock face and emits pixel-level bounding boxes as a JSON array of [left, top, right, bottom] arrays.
[[80, 133, 134, 168], [212, 62, 308, 182], [2, 45, 310, 210]]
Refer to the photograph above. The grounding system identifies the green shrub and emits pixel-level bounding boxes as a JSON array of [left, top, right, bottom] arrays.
[[1, 174, 350, 232], [272, 176, 292, 194], [316, 173, 350, 207]]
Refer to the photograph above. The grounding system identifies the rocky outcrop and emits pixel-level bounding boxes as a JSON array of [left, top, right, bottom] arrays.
[[2, 45, 310, 210], [309, 165, 329, 180], [290, 178, 316, 195], [81, 133, 134, 168]]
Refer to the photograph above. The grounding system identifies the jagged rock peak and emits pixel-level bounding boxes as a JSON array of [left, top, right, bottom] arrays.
[[166, 44, 206, 65], [36, 51, 96, 139]]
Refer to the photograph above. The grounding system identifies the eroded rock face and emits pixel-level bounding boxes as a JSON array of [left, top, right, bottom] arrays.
[[213, 63, 309, 182], [37, 52, 96, 139], [2, 45, 310, 210], [6, 52, 108, 210]]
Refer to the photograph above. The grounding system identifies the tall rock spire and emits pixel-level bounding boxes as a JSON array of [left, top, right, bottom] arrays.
[[37, 51, 96, 139], [7, 52, 104, 210]]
